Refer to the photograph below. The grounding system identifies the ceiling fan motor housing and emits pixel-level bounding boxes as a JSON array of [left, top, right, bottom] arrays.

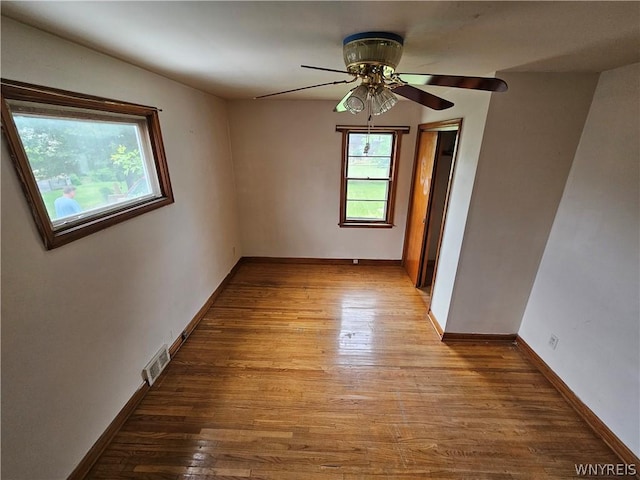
[[343, 32, 404, 75]]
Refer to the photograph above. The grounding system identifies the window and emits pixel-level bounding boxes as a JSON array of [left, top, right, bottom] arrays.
[[1, 79, 173, 249], [337, 125, 408, 227]]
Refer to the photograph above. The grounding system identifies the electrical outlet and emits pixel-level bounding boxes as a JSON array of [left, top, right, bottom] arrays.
[[232, 246, 236, 256], [353, 259, 359, 264], [548, 334, 559, 350]]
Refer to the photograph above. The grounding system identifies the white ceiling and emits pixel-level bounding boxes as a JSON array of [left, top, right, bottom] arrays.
[[2, 1, 639, 101]]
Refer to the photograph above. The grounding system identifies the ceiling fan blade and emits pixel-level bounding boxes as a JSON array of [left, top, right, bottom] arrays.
[[397, 73, 508, 92], [393, 85, 454, 110], [301, 64, 351, 75], [333, 90, 354, 112], [255, 79, 351, 99]]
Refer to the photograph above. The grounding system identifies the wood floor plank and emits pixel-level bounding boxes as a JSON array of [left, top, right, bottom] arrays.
[[86, 263, 629, 479]]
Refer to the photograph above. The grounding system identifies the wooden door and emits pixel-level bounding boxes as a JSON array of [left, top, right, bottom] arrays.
[[403, 130, 439, 285]]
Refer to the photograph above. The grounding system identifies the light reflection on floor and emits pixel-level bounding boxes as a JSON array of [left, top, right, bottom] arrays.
[[338, 291, 377, 357]]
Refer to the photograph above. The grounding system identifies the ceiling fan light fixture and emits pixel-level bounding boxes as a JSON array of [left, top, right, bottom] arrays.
[[343, 31, 404, 73], [344, 84, 369, 114], [258, 31, 507, 114], [371, 86, 398, 115]]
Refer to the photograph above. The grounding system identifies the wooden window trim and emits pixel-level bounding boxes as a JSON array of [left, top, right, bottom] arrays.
[[1, 79, 174, 249], [337, 125, 409, 228]]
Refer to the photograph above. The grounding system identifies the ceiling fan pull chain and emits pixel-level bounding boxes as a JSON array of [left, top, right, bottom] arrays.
[[364, 96, 373, 155]]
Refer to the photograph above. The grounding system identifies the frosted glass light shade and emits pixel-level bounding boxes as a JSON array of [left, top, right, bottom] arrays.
[[345, 85, 369, 114], [371, 87, 398, 115]]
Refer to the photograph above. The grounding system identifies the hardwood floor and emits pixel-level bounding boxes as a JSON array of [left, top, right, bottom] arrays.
[[87, 263, 626, 479], [415, 286, 431, 310]]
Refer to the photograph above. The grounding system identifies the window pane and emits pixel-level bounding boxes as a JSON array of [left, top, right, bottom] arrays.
[[346, 200, 387, 220], [347, 156, 391, 178], [348, 133, 393, 157], [11, 108, 159, 227], [346, 180, 388, 201], [339, 127, 405, 227]]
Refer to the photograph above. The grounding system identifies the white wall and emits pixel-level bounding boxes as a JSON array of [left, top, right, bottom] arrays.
[[445, 73, 598, 333], [418, 90, 491, 329], [1, 18, 241, 479], [519, 63, 640, 456], [228, 99, 421, 259]]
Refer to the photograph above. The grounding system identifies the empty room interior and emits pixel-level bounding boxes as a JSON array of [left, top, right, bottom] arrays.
[[1, 2, 639, 479]]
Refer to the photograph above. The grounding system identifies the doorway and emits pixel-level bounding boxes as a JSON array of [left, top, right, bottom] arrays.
[[402, 119, 461, 302]]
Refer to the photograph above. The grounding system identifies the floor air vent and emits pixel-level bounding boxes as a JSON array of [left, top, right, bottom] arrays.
[[143, 344, 170, 386]]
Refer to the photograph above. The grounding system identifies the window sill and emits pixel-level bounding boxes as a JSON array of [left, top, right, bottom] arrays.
[[339, 222, 394, 228]]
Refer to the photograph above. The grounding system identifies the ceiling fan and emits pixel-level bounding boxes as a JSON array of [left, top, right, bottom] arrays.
[[256, 32, 508, 114]]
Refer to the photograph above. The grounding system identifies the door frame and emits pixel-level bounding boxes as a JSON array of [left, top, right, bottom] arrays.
[[402, 118, 462, 296]]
